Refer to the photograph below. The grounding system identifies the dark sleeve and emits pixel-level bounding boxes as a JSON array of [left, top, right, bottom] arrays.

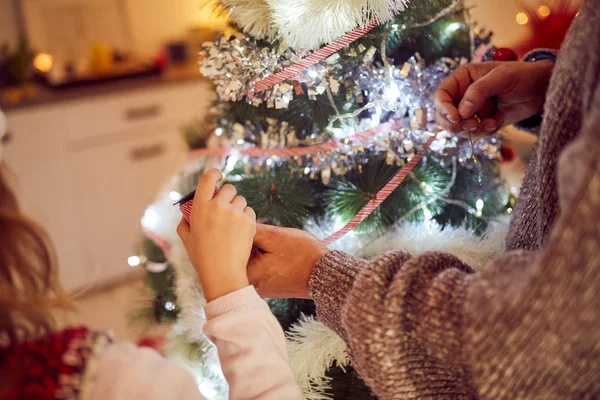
[[308, 87, 600, 399], [514, 49, 558, 135]]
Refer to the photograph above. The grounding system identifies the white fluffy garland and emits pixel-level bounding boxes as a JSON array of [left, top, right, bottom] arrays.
[[355, 220, 509, 270], [220, 0, 278, 41], [221, 0, 409, 49], [287, 315, 350, 400], [269, 0, 409, 49]]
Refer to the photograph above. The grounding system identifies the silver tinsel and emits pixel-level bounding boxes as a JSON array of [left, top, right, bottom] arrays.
[[200, 35, 342, 108], [199, 27, 502, 184]]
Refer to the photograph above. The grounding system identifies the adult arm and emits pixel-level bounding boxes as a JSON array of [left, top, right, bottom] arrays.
[[310, 89, 600, 398]]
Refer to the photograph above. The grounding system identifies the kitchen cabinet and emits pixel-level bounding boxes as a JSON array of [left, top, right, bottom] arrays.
[[4, 79, 211, 290]]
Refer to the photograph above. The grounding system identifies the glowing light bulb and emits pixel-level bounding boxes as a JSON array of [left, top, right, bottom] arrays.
[[33, 53, 54, 73], [334, 217, 345, 231], [516, 12, 529, 25], [215, 127, 223, 136], [221, 153, 241, 177], [538, 5, 551, 18], [141, 207, 159, 229], [237, 139, 245, 145], [127, 256, 141, 267], [422, 207, 433, 220], [421, 182, 434, 193], [304, 167, 310, 175], [164, 301, 176, 311], [383, 81, 400, 101], [169, 191, 182, 201], [446, 22, 462, 33], [475, 199, 484, 217], [198, 381, 218, 398], [266, 158, 273, 166]]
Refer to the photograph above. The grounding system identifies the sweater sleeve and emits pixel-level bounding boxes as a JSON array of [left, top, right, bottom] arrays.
[[513, 49, 558, 136], [203, 286, 302, 400], [309, 98, 600, 399]]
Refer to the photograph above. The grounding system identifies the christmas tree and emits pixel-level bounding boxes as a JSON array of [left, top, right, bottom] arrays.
[[133, 1, 513, 398]]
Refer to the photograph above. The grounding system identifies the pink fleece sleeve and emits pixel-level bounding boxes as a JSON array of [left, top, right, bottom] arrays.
[[203, 286, 302, 400]]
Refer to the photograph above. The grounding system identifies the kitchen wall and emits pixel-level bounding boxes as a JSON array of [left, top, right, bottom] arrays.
[[466, 0, 527, 47], [0, 0, 20, 49], [0, 0, 226, 56], [124, 0, 227, 57], [0, 0, 528, 55]]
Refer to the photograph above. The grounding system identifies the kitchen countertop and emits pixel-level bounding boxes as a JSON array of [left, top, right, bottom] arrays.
[[0, 62, 205, 112]]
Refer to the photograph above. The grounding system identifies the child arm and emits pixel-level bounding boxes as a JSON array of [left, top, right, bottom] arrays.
[[203, 286, 302, 400]]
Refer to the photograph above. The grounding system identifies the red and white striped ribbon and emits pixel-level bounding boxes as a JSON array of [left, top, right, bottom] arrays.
[[322, 134, 437, 245], [253, 22, 378, 93], [187, 120, 403, 161]]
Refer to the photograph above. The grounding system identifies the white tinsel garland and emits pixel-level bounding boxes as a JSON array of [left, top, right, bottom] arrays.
[[219, 0, 409, 49], [287, 315, 350, 400], [220, 0, 278, 41], [354, 220, 509, 270], [268, 0, 409, 49]]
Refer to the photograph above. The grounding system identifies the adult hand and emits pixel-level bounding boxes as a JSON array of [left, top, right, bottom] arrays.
[[177, 169, 256, 302], [247, 224, 328, 299], [434, 60, 554, 135]]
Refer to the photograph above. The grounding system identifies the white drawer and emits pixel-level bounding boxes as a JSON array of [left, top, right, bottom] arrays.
[[64, 80, 211, 143], [4, 107, 87, 289], [68, 127, 187, 287]]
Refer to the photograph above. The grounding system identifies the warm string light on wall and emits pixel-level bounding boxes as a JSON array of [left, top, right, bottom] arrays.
[[513, 0, 581, 56], [516, 3, 554, 25], [516, 12, 530, 25]]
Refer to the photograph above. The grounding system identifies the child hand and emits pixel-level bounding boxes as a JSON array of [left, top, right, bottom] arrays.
[[177, 169, 256, 302]]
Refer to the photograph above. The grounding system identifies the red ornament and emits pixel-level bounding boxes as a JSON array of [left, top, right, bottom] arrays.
[[493, 48, 519, 62], [501, 145, 516, 163]]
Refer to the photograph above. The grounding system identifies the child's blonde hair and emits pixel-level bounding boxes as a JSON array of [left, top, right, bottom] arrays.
[[0, 163, 71, 346]]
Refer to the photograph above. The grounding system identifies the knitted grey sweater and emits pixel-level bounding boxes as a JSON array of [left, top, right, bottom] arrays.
[[308, 1, 600, 399]]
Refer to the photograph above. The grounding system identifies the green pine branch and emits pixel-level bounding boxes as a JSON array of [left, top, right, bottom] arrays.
[[227, 165, 322, 228]]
